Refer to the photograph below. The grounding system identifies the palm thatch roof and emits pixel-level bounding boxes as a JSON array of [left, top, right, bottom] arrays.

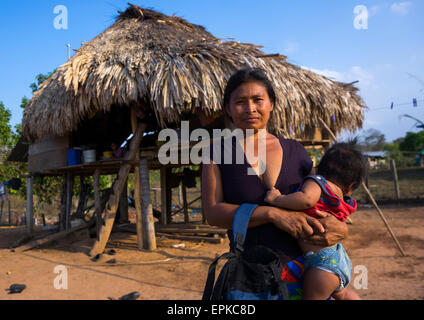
[[22, 3, 366, 143]]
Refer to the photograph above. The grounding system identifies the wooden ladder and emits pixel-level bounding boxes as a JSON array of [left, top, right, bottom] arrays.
[[89, 122, 146, 256]]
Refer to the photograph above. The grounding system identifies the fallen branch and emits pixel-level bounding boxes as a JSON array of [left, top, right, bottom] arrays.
[[12, 223, 91, 253]]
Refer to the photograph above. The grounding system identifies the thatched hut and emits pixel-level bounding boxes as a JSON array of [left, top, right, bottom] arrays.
[[18, 4, 366, 254]]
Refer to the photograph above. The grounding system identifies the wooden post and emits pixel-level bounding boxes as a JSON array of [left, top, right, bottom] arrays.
[[390, 159, 400, 200], [65, 172, 73, 230], [178, 183, 183, 206], [8, 199, 11, 226], [131, 106, 143, 250], [182, 180, 189, 223], [89, 122, 146, 256], [166, 168, 172, 224], [26, 175, 34, 234], [93, 170, 102, 240], [362, 183, 406, 256], [0, 200, 3, 224], [160, 166, 167, 225], [59, 174, 66, 231], [140, 158, 156, 250], [200, 165, 206, 224], [118, 178, 129, 223]]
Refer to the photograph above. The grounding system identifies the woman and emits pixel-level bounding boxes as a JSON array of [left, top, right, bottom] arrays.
[[202, 68, 348, 299]]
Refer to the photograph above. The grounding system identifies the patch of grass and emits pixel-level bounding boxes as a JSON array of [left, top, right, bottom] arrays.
[[353, 167, 424, 203]]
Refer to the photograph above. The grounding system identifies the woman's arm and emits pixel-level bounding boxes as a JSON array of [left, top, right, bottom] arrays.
[[202, 163, 325, 239]]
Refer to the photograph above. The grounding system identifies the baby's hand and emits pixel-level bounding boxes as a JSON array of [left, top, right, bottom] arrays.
[[265, 187, 282, 204]]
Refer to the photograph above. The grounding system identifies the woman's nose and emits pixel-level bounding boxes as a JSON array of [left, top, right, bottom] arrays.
[[245, 99, 257, 112]]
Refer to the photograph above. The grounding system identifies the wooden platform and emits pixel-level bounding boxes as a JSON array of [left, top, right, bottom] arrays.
[[118, 223, 227, 244]]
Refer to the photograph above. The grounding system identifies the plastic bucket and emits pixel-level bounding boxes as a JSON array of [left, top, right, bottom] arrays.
[[103, 151, 113, 159], [82, 150, 96, 163], [67, 149, 81, 166]]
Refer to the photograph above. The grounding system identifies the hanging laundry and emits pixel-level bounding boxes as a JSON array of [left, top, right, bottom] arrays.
[[0, 182, 8, 202], [413, 98, 417, 107], [391, 102, 394, 109]]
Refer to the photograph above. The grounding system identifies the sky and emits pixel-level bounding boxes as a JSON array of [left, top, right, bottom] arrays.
[[0, 0, 423, 142]]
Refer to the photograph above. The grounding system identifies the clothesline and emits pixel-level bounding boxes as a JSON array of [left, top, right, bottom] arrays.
[[367, 99, 423, 112]]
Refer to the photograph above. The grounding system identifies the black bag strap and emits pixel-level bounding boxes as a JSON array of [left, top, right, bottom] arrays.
[[202, 252, 234, 300], [203, 203, 258, 300], [232, 203, 259, 253]]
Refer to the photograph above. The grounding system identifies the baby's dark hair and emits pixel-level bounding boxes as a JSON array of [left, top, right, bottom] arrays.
[[317, 142, 367, 192]]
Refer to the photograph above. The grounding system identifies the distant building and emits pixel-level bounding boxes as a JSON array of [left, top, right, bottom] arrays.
[[363, 151, 388, 170]]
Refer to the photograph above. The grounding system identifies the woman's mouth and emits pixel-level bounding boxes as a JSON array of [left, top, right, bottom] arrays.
[[245, 117, 259, 123]]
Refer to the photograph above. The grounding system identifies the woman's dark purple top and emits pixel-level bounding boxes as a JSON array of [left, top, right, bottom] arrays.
[[212, 137, 313, 264]]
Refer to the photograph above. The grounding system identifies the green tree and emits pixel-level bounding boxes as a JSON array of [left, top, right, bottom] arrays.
[[384, 141, 404, 166], [399, 131, 424, 152], [0, 101, 13, 154]]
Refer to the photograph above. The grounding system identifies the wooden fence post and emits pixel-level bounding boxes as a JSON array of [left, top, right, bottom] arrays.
[[390, 159, 400, 200]]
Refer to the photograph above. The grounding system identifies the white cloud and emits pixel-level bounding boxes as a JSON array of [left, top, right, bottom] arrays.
[[301, 66, 374, 86], [368, 5, 380, 18], [391, 2, 413, 15], [283, 42, 299, 54]]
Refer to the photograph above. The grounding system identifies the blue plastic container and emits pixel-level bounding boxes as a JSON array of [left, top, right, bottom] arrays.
[[67, 149, 81, 166]]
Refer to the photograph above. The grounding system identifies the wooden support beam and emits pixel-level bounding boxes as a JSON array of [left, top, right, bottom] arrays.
[[131, 106, 143, 250], [160, 167, 167, 225], [182, 180, 189, 223], [59, 174, 66, 231], [200, 166, 206, 224], [156, 232, 223, 244], [140, 158, 156, 250], [65, 172, 74, 230], [93, 170, 102, 240], [89, 122, 146, 256], [118, 178, 129, 223], [26, 175, 34, 234], [166, 168, 172, 224]]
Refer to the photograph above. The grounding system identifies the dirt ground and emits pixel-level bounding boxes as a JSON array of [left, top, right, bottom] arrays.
[[0, 204, 423, 300]]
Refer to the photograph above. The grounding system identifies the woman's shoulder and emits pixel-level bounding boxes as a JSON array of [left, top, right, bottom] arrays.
[[278, 137, 306, 152]]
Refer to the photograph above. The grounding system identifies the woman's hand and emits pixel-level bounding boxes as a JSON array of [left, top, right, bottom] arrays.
[[302, 210, 349, 246], [268, 207, 325, 240]]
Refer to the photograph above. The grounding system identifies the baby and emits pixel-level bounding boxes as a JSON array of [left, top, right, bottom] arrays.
[[265, 143, 367, 300]]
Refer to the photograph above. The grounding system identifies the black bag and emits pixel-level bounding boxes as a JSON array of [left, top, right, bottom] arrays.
[[202, 203, 289, 300]]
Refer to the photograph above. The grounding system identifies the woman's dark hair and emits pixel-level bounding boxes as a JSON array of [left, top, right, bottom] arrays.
[[317, 142, 367, 191], [223, 68, 276, 109]]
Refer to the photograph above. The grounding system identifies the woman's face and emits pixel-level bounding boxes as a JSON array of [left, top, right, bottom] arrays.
[[226, 81, 274, 131]]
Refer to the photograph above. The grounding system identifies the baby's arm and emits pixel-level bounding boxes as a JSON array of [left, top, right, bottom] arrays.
[[265, 179, 322, 210]]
